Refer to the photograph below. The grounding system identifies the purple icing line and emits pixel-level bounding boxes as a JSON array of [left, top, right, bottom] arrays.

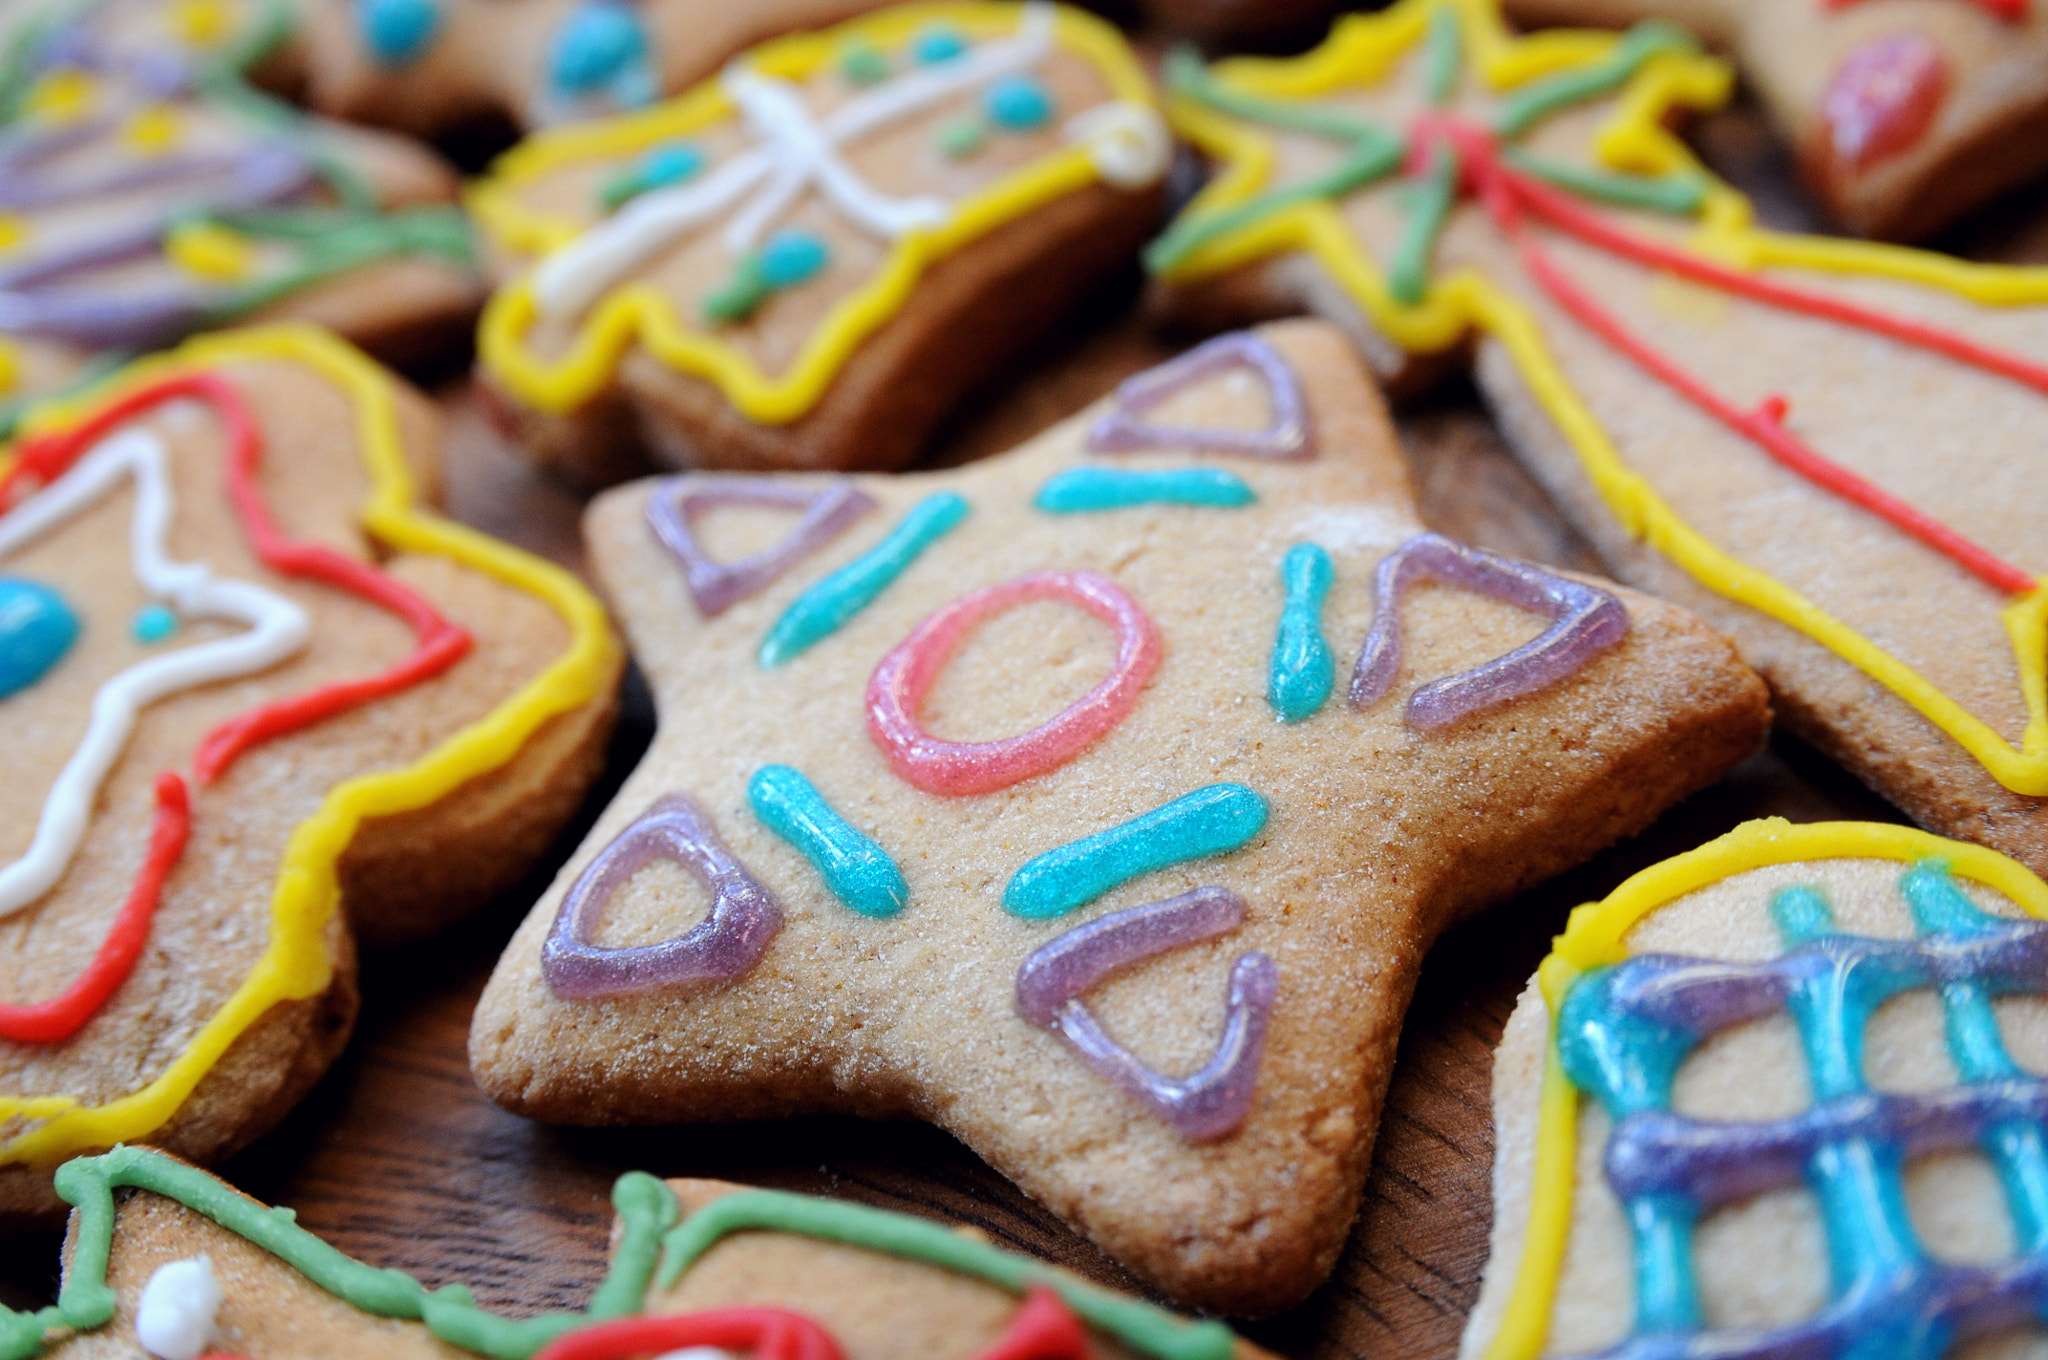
[[645, 475, 875, 617], [1086, 331, 1314, 461], [1348, 531, 1629, 728], [1015, 886, 1277, 1142], [541, 794, 784, 1000]]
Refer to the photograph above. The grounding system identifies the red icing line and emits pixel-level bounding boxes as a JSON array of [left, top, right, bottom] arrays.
[[0, 773, 189, 1044], [968, 1286, 1094, 1360], [530, 1308, 845, 1360], [1821, 33, 1948, 173], [1822, 0, 2023, 20]]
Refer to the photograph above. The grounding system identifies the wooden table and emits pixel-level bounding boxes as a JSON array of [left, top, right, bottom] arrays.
[[2, 101, 2035, 1359]]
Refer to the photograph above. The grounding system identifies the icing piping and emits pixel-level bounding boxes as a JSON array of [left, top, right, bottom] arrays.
[[759, 491, 968, 668], [1016, 886, 1276, 1141], [747, 764, 907, 918], [0, 576, 78, 696], [542, 794, 784, 998], [0, 324, 617, 1165], [1349, 532, 1629, 728], [1823, 0, 2023, 15], [1032, 467, 1255, 513], [1822, 33, 1947, 174], [1003, 783, 1269, 920], [970, 1287, 1091, 1360], [1268, 543, 1334, 723], [1085, 329, 1314, 461], [473, 2, 1162, 422], [645, 476, 875, 617], [531, 1309, 840, 1360], [1150, 0, 2048, 795], [865, 570, 1159, 796], [133, 1254, 221, 1360]]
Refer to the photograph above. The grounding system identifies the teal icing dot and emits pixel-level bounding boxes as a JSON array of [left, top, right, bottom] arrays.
[[358, 0, 441, 65], [749, 765, 908, 918], [984, 74, 1053, 130], [1002, 783, 1270, 920], [913, 24, 968, 64], [131, 604, 178, 645], [757, 229, 830, 289], [1033, 467, 1255, 514], [937, 117, 987, 159], [550, 0, 647, 95], [840, 40, 890, 85], [759, 492, 969, 668], [1267, 543, 1334, 723], [598, 141, 705, 210], [0, 577, 80, 699]]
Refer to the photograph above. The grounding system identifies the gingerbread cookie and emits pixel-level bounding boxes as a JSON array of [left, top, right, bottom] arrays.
[[16, 1148, 1267, 1360], [300, 0, 894, 140], [1500, 0, 2048, 242], [468, 319, 1768, 1313], [0, 0, 484, 439], [0, 324, 621, 1221], [467, 1, 1174, 484], [1148, 0, 2048, 897], [1463, 817, 2048, 1360]]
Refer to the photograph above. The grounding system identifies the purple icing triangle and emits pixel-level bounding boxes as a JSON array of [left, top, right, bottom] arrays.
[[1014, 886, 1277, 1143], [1086, 331, 1314, 461], [647, 476, 875, 617]]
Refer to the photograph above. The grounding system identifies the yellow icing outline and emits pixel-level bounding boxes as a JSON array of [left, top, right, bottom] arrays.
[[1156, 0, 2048, 795], [469, 1, 1157, 421], [0, 323, 619, 1166], [1487, 818, 2048, 1359]]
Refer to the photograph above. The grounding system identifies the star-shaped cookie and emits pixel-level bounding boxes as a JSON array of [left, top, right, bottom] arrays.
[[469, 319, 1768, 1314]]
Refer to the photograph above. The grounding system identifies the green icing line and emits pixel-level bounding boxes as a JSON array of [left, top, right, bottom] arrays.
[[1145, 46, 1406, 275], [1491, 19, 1698, 137], [759, 490, 969, 668], [0, 350, 124, 442], [1422, 5, 1460, 106], [196, 205, 475, 323], [1501, 147, 1706, 216], [655, 1189, 1240, 1360], [1387, 144, 1458, 307]]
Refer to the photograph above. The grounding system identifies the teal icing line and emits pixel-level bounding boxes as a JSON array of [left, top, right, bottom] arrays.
[[654, 1189, 1239, 1360], [758, 491, 969, 668], [1501, 147, 1706, 216], [1003, 783, 1269, 920], [1033, 467, 1256, 514], [749, 764, 908, 918], [1387, 144, 1459, 307], [1267, 543, 1334, 722], [1422, 4, 1461, 106], [1491, 20, 1699, 137]]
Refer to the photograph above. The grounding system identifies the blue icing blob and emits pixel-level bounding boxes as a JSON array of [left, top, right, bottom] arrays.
[[1002, 783, 1269, 920], [358, 0, 442, 65], [757, 229, 830, 289], [1267, 543, 1334, 723], [132, 603, 177, 644], [912, 24, 968, 63], [641, 142, 705, 189], [550, 0, 647, 95], [984, 73, 1053, 130], [0, 577, 80, 699], [749, 765, 908, 918]]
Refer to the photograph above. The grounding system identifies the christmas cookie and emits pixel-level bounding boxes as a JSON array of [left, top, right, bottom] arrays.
[[1148, 0, 2048, 894], [0, 0, 483, 439], [1501, 0, 2048, 242], [16, 1147, 1268, 1360], [468, 319, 1769, 1314], [1463, 818, 2048, 1360], [468, 1, 1174, 484], [0, 324, 621, 1221]]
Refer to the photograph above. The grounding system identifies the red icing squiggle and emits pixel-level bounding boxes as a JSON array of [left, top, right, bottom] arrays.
[[969, 1286, 1095, 1360], [1822, 0, 2023, 20], [531, 1308, 845, 1360]]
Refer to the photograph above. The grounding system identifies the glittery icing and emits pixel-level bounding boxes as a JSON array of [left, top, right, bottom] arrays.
[[1032, 467, 1255, 513], [748, 764, 907, 918], [759, 492, 968, 668], [1003, 783, 1269, 920], [1268, 543, 1334, 722], [1086, 332, 1314, 461], [1016, 886, 1276, 1141], [646, 476, 874, 618]]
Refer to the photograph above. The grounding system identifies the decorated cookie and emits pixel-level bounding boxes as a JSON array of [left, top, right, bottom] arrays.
[[1148, 0, 2048, 894], [467, 1, 1175, 484], [0, 324, 621, 1220], [11, 1147, 1270, 1360], [467, 319, 1769, 1313], [1462, 818, 2048, 1360], [301, 0, 895, 139], [0, 0, 483, 439], [1501, 0, 2048, 242]]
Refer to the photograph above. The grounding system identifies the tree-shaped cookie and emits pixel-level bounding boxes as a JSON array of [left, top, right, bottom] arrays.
[[1504, 0, 2048, 241], [11, 1147, 1271, 1360], [0, 0, 483, 438], [0, 324, 621, 1221], [1148, 0, 2048, 892], [1464, 818, 2048, 1360], [466, 1, 1174, 483], [468, 319, 1769, 1314]]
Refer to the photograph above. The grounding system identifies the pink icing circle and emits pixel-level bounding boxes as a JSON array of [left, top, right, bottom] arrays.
[[865, 571, 1162, 796]]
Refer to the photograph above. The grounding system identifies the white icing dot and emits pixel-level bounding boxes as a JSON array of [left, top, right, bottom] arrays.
[[134, 1254, 222, 1360], [655, 1349, 740, 1360], [1064, 100, 1171, 189]]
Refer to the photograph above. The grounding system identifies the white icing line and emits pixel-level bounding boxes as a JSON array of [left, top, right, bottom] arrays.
[[1063, 99, 1171, 189], [0, 428, 309, 919], [135, 1254, 222, 1360]]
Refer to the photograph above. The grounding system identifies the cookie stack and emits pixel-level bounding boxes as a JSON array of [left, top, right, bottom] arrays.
[[0, 2, 2045, 1358]]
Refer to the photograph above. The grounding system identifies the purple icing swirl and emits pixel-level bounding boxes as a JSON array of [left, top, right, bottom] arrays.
[[541, 794, 784, 999], [1349, 532, 1629, 728], [645, 475, 875, 618], [1015, 886, 1277, 1142], [1086, 331, 1314, 461]]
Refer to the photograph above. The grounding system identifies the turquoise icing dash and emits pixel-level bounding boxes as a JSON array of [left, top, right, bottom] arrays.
[[757, 229, 829, 289], [759, 492, 969, 668], [0, 578, 79, 698], [358, 0, 441, 65], [913, 24, 968, 63], [131, 603, 177, 644], [1033, 467, 1256, 514], [550, 0, 648, 95], [749, 764, 908, 918], [1003, 783, 1269, 920], [985, 74, 1053, 129], [599, 142, 705, 210], [1267, 543, 1333, 722]]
